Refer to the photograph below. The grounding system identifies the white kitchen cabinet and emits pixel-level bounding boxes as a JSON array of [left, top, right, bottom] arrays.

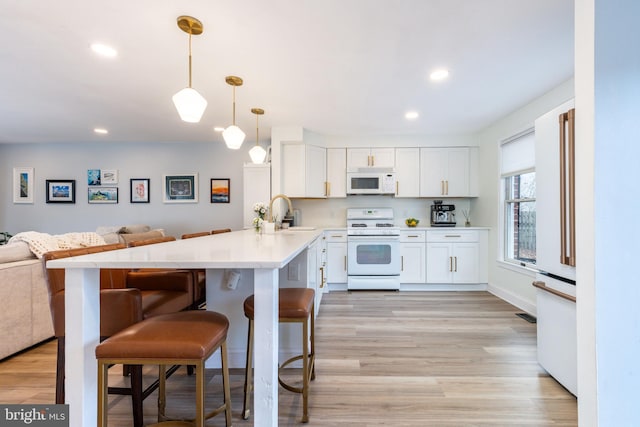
[[307, 236, 324, 315], [399, 230, 426, 283], [326, 148, 347, 198], [347, 148, 395, 169], [282, 143, 327, 198], [395, 148, 420, 197], [426, 230, 486, 284], [325, 230, 348, 284], [243, 163, 271, 228], [420, 147, 474, 197]]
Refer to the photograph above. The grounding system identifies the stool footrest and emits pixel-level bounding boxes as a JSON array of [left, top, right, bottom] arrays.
[[278, 354, 316, 393]]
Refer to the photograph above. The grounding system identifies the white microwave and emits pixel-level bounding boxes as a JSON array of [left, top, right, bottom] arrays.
[[346, 169, 396, 195]]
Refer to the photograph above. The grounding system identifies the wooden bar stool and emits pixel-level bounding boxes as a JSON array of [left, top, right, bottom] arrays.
[[242, 288, 315, 423], [96, 311, 232, 427]]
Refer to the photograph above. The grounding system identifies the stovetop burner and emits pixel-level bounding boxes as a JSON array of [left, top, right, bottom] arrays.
[[346, 207, 399, 236]]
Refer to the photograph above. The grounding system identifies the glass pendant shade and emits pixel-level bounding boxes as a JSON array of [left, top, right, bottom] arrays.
[[172, 87, 208, 123], [249, 144, 267, 163], [222, 125, 245, 149]]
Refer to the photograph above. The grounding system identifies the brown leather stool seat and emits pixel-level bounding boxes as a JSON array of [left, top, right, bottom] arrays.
[[96, 311, 232, 427], [242, 288, 315, 422]]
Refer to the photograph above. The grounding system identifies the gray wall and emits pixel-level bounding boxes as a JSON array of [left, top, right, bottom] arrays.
[[1, 142, 251, 237]]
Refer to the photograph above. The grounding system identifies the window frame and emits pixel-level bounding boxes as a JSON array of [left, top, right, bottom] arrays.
[[498, 127, 537, 271], [502, 170, 537, 268]]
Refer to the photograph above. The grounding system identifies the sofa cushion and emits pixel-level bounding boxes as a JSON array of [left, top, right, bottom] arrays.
[[0, 241, 36, 263], [119, 224, 151, 234]]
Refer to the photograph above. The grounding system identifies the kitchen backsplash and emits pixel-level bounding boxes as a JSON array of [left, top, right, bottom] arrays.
[[291, 197, 472, 228]]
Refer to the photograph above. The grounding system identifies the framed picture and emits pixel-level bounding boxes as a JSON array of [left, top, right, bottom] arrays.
[[130, 178, 150, 203], [101, 169, 118, 184], [13, 167, 34, 204], [46, 180, 76, 204], [88, 187, 118, 204], [163, 173, 198, 203], [210, 178, 230, 203], [87, 169, 101, 186]]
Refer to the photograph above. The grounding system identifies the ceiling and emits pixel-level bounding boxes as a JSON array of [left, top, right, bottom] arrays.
[[0, 0, 574, 145]]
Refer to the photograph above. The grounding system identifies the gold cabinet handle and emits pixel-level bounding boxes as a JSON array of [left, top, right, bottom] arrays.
[[331, 234, 345, 238], [441, 180, 444, 195], [559, 109, 576, 267], [320, 267, 325, 288], [396, 181, 399, 196], [344, 255, 347, 271], [401, 255, 404, 271], [407, 235, 419, 238], [454, 256, 457, 272], [445, 180, 449, 195], [449, 256, 453, 272]]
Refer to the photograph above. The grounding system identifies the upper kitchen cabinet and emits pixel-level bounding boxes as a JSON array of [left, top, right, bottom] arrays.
[[419, 147, 478, 197], [395, 148, 420, 197], [326, 148, 347, 198], [282, 143, 327, 198], [347, 148, 395, 169]]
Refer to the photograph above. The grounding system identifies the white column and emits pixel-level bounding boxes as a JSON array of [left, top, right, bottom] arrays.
[[252, 268, 279, 426], [65, 268, 100, 427]]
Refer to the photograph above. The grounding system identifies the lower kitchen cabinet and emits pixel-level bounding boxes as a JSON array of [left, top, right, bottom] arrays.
[[400, 230, 426, 283], [426, 229, 487, 284], [325, 230, 348, 285], [307, 236, 325, 313]]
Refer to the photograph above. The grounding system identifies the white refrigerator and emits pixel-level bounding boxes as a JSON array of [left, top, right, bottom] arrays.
[[533, 98, 577, 396]]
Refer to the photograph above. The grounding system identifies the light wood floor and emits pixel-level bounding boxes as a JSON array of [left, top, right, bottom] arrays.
[[0, 291, 577, 426]]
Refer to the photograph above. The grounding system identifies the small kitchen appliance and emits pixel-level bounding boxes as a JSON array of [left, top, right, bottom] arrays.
[[346, 207, 401, 290], [346, 169, 396, 195], [430, 201, 456, 227]]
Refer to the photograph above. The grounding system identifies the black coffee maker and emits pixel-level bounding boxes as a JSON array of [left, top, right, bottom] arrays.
[[430, 201, 456, 227]]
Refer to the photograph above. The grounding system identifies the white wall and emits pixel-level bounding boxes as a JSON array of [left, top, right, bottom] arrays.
[[474, 79, 574, 313], [576, 0, 640, 424], [0, 142, 252, 237]]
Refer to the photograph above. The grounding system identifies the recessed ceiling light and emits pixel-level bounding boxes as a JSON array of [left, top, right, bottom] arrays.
[[429, 69, 449, 81], [405, 111, 419, 120], [90, 43, 117, 58], [94, 128, 109, 135], [213, 127, 225, 132]]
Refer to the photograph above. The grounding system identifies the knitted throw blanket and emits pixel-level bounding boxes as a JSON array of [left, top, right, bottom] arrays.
[[9, 231, 106, 259]]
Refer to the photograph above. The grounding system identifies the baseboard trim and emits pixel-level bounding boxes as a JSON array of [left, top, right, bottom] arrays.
[[487, 283, 536, 315]]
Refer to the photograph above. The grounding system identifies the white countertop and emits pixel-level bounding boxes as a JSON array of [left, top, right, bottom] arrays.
[[46, 228, 324, 270]]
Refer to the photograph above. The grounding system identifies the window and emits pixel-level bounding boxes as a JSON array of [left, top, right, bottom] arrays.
[[504, 172, 536, 264], [500, 129, 536, 267]]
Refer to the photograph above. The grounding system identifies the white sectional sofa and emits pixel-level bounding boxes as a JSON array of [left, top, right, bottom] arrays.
[[0, 244, 53, 359], [0, 224, 164, 359]]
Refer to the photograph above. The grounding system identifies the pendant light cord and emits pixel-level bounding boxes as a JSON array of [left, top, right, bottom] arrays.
[[232, 86, 236, 125], [188, 32, 193, 88]]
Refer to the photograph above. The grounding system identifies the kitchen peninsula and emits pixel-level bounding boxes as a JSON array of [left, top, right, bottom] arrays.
[[46, 228, 323, 427]]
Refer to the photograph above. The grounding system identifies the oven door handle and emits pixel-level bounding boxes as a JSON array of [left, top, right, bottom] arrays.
[[347, 235, 400, 242]]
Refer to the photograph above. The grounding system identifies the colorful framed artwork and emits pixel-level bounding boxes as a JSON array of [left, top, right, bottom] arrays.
[[87, 169, 101, 186], [13, 167, 34, 204], [46, 180, 76, 204], [163, 173, 198, 203], [210, 178, 230, 203], [130, 178, 150, 203], [88, 187, 118, 204]]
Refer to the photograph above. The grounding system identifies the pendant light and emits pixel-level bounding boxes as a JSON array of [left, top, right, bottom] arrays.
[[222, 76, 246, 149], [249, 108, 267, 164], [172, 16, 207, 123]]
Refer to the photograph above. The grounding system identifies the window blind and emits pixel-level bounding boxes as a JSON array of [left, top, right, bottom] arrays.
[[501, 128, 535, 177]]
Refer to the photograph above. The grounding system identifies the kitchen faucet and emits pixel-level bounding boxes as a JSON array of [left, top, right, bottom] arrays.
[[268, 194, 293, 223]]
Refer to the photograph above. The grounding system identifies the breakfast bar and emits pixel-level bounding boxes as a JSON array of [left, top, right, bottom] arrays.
[[46, 228, 323, 427]]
